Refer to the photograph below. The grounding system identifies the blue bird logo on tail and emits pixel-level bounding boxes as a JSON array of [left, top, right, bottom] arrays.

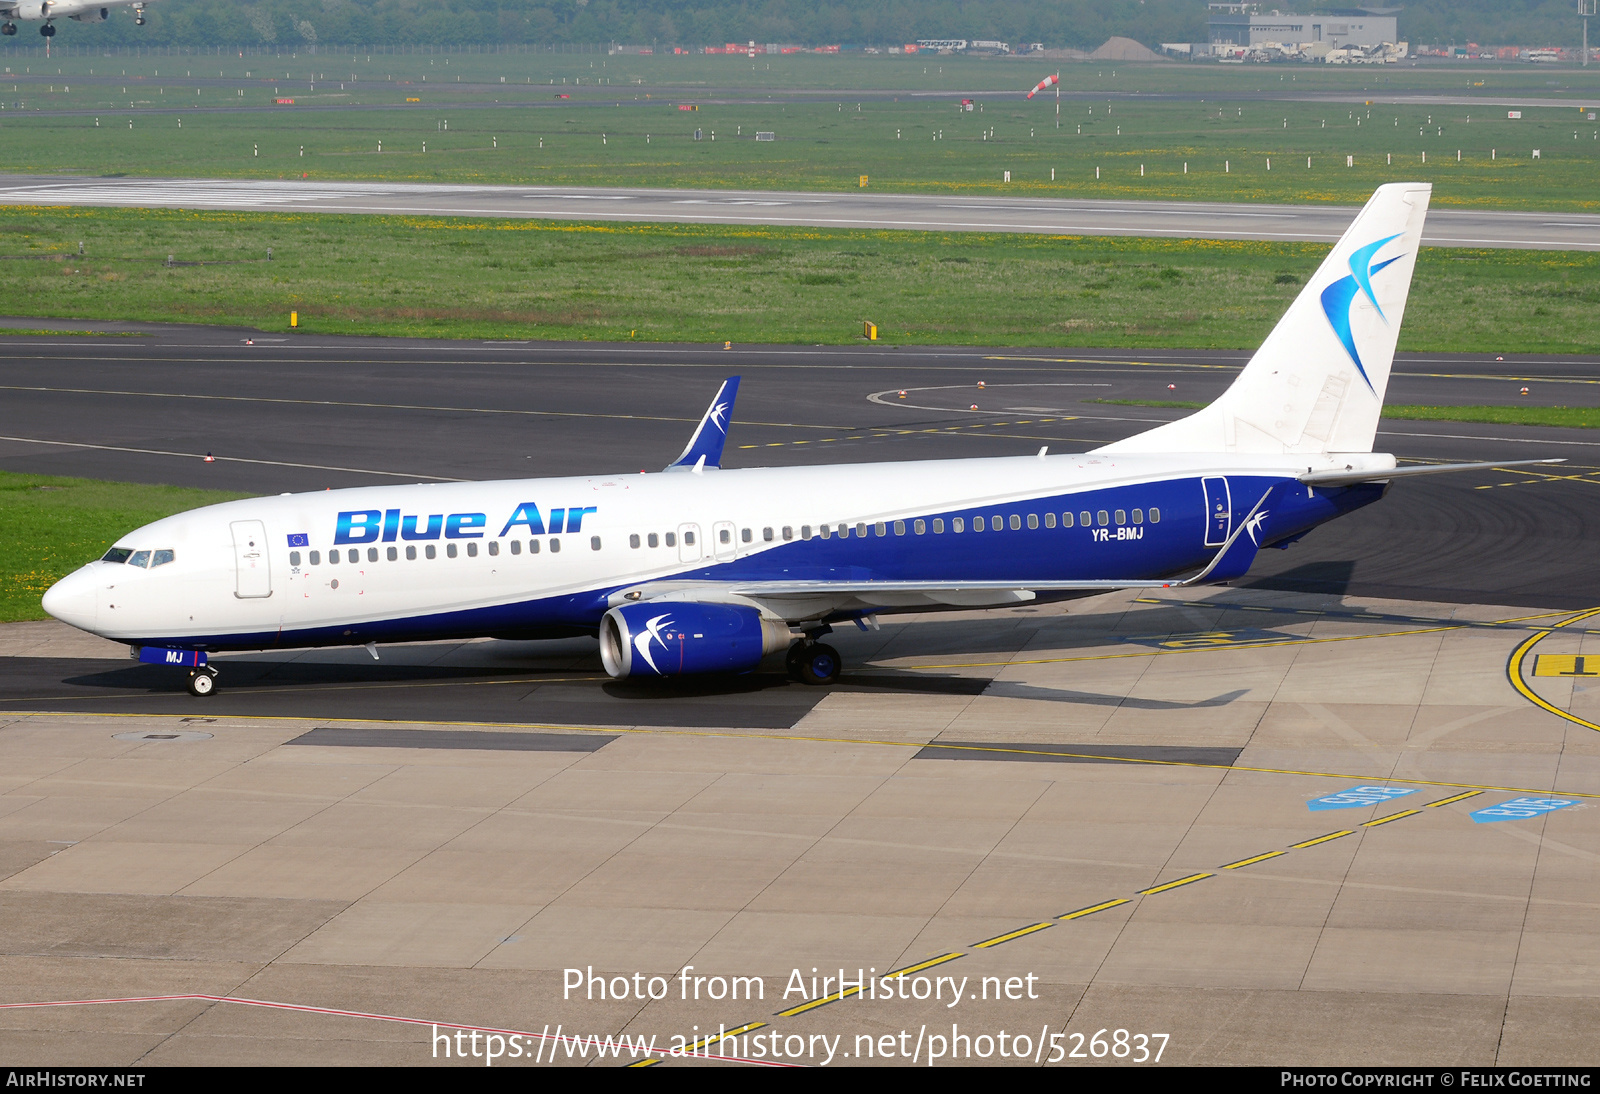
[[1319, 233, 1404, 393]]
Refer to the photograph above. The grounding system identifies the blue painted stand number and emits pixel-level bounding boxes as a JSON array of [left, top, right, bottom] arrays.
[[1470, 798, 1577, 824], [1307, 786, 1417, 812]]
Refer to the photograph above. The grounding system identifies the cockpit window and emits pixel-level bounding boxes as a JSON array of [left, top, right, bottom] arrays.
[[151, 549, 175, 568], [101, 548, 132, 564], [127, 550, 151, 568]]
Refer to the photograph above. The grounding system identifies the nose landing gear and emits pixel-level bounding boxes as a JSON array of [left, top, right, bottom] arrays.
[[186, 667, 219, 697], [133, 3, 145, 24]]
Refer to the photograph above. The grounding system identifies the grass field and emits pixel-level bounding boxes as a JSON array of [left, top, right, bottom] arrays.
[[0, 205, 1594, 350], [1093, 399, 1600, 426], [0, 470, 247, 622], [0, 56, 1594, 208]]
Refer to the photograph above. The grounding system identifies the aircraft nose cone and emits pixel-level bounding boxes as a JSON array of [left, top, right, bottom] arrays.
[[42, 567, 99, 633]]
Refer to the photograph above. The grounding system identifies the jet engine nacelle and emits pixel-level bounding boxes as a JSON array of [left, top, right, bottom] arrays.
[[69, 7, 111, 21], [599, 601, 792, 679]]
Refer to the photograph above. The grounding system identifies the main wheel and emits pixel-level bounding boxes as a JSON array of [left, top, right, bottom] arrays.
[[39, 23, 54, 36], [1, 23, 15, 36], [784, 641, 807, 682], [186, 670, 216, 697], [795, 643, 841, 686]]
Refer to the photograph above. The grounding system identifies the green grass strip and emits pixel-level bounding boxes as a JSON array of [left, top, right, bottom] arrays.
[[0, 471, 248, 623], [1382, 405, 1600, 429], [1090, 399, 1600, 429]]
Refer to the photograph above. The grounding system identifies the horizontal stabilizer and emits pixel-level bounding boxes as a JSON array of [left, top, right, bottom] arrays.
[[665, 376, 740, 472], [1300, 458, 1563, 487]]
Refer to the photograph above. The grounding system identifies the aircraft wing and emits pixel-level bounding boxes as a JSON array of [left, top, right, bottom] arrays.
[[611, 487, 1277, 615]]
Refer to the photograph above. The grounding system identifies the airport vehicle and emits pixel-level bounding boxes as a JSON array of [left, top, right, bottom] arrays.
[[0, 0, 151, 37], [41, 183, 1554, 696]]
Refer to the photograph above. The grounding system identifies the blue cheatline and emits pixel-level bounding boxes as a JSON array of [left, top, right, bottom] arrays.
[[1470, 797, 1577, 824], [1307, 786, 1418, 811]]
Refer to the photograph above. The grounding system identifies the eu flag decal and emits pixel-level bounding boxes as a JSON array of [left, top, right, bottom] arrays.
[[287, 532, 309, 547]]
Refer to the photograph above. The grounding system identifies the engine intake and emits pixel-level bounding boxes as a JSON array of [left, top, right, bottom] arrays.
[[600, 602, 792, 679]]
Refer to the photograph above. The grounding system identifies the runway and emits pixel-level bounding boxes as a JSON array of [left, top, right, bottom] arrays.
[[3, 327, 1600, 1066], [0, 174, 1595, 249]]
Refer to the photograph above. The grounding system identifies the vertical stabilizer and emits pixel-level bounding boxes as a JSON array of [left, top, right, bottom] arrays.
[[1099, 183, 1431, 456]]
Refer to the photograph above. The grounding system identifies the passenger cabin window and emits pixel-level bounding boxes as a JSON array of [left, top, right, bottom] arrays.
[[875, 522, 886, 537], [1132, 509, 1144, 524], [466, 543, 478, 557], [740, 528, 751, 543], [1012, 514, 1024, 530], [388, 546, 399, 561], [1060, 512, 1072, 528], [763, 527, 774, 542], [407, 546, 418, 560], [1097, 511, 1110, 527], [1115, 510, 1126, 526], [510, 541, 521, 555], [328, 550, 339, 566], [972, 517, 984, 532], [488, 541, 499, 556], [647, 533, 659, 548], [664, 533, 675, 548], [447, 544, 459, 558], [720, 529, 732, 545], [426, 545, 437, 559], [683, 531, 694, 546], [914, 519, 926, 535], [781, 526, 792, 541], [590, 536, 602, 551], [630, 534, 641, 549], [952, 517, 965, 533], [932, 518, 944, 534], [101, 548, 133, 564], [290, 551, 301, 567], [369, 547, 379, 562], [1045, 513, 1057, 529], [550, 539, 561, 553], [1150, 508, 1161, 523], [528, 540, 540, 554], [894, 520, 905, 536], [309, 550, 321, 565], [1079, 511, 1091, 527]]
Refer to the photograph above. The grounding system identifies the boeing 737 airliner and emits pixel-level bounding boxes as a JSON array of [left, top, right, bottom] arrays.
[[41, 183, 1555, 695]]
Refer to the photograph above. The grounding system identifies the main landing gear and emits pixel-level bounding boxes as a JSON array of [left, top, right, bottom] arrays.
[[786, 637, 841, 686], [186, 667, 219, 697], [0, 23, 15, 36], [38, 22, 54, 36]]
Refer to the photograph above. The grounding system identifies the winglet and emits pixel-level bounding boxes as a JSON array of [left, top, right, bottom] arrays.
[[665, 377, 740, 472]]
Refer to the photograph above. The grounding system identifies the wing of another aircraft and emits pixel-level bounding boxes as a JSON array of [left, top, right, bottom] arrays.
[[664, 376, 740, 472]]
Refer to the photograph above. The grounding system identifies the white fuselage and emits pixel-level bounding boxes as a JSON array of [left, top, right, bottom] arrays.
[[41, 448, 1382, 652]]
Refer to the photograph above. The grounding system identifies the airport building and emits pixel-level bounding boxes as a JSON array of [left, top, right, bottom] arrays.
[[1208, 8, 1399, 48]]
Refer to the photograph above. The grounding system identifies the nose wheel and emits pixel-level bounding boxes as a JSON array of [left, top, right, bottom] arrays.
[[186, 668, 218, 697]]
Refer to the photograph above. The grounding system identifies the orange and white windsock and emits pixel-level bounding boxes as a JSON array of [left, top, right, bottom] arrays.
[[1025, 73, 1060, 99]]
